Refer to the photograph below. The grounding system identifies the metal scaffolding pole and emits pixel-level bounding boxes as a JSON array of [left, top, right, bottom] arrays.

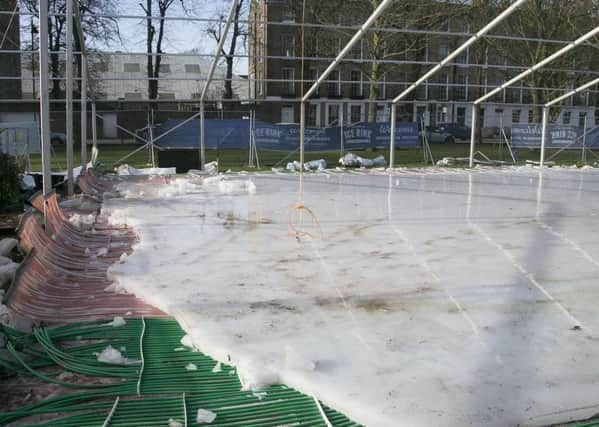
[[301, 0, 394, 167], [540, 107, 549, 167], [391, 0, 527, 162], [198, 0, 238, 169], [469, 106, 478, 168], [540, 76, 599, 166], [470, 25, 599, 166], [81, 55, 88, 167], [91, 102, 97, 151], [39, 0, 52, 199], [389, 103, 396, 169], [65, 0, 74, 195]]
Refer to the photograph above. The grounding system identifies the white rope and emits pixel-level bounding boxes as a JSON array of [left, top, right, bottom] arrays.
[[136, 317, 146, 396], [313, 396, 333, 427], [182, 392, 188, 427], [101, 396, 120, 427]]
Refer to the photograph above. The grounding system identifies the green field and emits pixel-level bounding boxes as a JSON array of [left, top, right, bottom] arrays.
[[27, 142, 597, 173]]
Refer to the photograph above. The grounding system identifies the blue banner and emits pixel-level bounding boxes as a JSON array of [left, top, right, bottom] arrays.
[[155, 119, 420, 151], [511, 124, 584, 149]]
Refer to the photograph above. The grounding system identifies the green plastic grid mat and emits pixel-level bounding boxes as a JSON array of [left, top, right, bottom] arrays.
[[0, 318, 361, 426]]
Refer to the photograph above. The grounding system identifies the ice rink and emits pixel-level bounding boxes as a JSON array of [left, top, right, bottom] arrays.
[[104, 167, 599, 426]]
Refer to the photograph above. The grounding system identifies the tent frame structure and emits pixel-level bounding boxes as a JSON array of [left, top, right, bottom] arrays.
[[1, 0, 598, 214]]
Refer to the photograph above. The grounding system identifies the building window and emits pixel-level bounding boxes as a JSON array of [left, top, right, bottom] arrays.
[[124, 92, 143, 100], [454, 74, 466, 100], [124, 63, 140, 72], [350, 104, 363, 124], [433, 73, 448, 100], [185, 64, 201, 73], [328, 70, 341, 97], [306, 68, 318, 95], [563, 111, 571, 124], [307, 104, 318, 127], [159, 64, 171, 73], [512, 109, 521, 124], [350, 70, 362, 97], [281, 7, 295, 22], [282, 68, 295, 95], [350, 40, 362, 60], [528, 109, 535, 123], [283, 35, 295, 57], [158, 92, 176, 100]]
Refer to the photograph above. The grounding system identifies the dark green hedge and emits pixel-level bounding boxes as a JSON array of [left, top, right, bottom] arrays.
[[0, 153, 22, 213]]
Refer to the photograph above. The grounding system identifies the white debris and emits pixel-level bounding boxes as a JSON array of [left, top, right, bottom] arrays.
[[196, 409, 217, 424], [304, 159, 327, 171], [19, 174, 36, 190], [180, 334, 194, 348], [211, 362, 222, 373], [185, 363, 198, 371], [286, 161, 302, 172], [339, 152, 386, 168], [106, 316, 126, 327], [119, 253, 128, 263], [116, 164, 176, 176], [0, 238, 17, 257], [95, 345, 139, 365], [96, 247, 109, 257], [252, 392, 267, 400], [0, 261, 18, 289], [69, 213, 96, 228], [168, 419, 183, 427], [57, 371, 74, 381]]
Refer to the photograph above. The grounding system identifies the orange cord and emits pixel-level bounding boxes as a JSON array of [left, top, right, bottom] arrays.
[[288, 204, 322, 241]]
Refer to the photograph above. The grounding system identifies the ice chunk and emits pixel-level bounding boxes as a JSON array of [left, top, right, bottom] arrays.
[[211, 362, 222, 373], [95, 345, 139, 365], [97, 247, 109, 257], [57, 371, 74, 381], [185, 363, 198, 371], [106, 317, 126, 327], [180, 334, 194, 348], [168, 419, 183, 427], [196, 409, 216, 424], [0, 238, 17, 257]]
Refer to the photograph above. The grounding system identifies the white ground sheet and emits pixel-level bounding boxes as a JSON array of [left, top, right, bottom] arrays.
[[104, 167, 599, 426]]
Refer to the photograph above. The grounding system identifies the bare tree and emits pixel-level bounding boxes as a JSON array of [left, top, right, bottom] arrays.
[[139, 0, 189, 101], [20, 0, 120, 98], [205, 0, 248, 100]]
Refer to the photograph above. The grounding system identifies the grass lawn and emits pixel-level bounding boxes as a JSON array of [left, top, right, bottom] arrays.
[[27, 142, 597, 173]]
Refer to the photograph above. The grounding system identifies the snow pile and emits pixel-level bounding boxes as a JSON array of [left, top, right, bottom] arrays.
[[69, 213, 96, 228], [105, 316, 127, 327], [0, 259, 18, 289], [339, 152, 386, 168], [211, 362, 222, 373], [196, 409, 217, 424], [286, 159, 327, 172], [0, 238, 17, 257], [105, 170, 599, 426], [168, 419, 183, 427], [185, 363, 198, 371], [116, 164, 176, 176], [95, 345, 139, 365], [96, 247, 108, 257]]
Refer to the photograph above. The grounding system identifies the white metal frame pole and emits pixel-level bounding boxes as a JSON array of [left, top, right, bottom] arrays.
[[543, 76, 599, 165], [471, 25, 599, 166], [582, 114, 588, 164], [469, 105, 478, 167], [389, 103, 396, 168], [65, 0, 74, 195], [91, 102, 97, 151], [81, 54, 87, 167], [540, 106, 549, 167], [198, 0, 238, 169], [39, 0, 52, 198], [393, 0, 528, 168], [301, 0, 394, 164]]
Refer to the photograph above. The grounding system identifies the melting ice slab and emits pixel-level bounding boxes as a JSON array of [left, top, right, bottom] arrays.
[[105, 168, 599, 426]]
